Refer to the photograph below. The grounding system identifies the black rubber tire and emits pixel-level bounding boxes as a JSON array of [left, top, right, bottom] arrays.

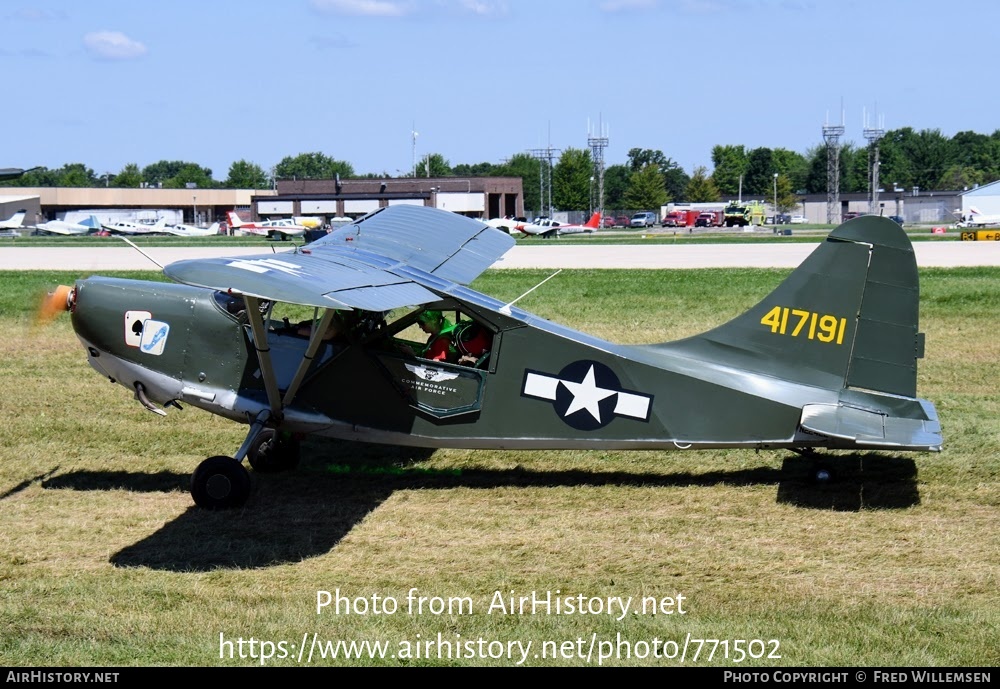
[[246, 430, 301, 474], [191, 455, 251, 509]]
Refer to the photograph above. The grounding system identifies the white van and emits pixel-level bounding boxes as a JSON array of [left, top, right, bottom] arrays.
[[630, 211, 657, 228]]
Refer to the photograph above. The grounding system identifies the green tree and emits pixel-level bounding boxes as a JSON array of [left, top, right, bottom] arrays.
[[143, 160, 212, 187], [948, 130, 1000, 182], [452, 162, 496, 177], [710, 145, 747, 196], [626, 148, 668, 173], [0, 167, 56, 187], [771, 148, 810, 193], [775, 174, 798, 213], [54, 163, 96, 187], [624, 164, 668, 210], [602, 164, 630, 211], [494, 152, 541, 215], [662, 161, 690, 202], [225, 160, 271, 189], [274, 152, 354, 180], [878, 128, 950, 192], [804, 144, 863, 194], [552, 148, 592, 211], [936, 165, 986, 190], [744, 147, 775, 196], [163, 164, 214, 189], [684, 166, 721, 202], [113, 163, 143, 188], [418, 153, 451, 177], [626, 147, 688, 201]]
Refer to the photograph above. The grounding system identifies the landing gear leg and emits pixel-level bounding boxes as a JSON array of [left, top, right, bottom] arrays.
[[246, 429, 301, 473]]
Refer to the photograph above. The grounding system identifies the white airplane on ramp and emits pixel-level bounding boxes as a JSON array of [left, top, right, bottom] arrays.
[[31, 215, 102, 236]]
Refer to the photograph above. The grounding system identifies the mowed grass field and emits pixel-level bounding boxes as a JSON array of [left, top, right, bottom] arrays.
[[0, 267, 996, 667]]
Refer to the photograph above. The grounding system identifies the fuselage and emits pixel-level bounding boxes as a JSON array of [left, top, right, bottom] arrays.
[[69, 276, 940, 455]]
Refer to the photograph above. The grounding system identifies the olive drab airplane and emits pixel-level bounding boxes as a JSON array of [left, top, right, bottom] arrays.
[[41, 205, 942, 509]]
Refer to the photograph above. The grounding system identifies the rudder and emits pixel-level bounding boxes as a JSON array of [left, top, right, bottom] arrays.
[[672, 215, 924, 398]]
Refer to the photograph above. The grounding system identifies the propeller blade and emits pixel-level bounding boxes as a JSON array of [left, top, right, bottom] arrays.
[[37, 284, 73, 325]]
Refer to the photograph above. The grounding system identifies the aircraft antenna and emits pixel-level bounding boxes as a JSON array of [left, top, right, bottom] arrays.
[[588, 116, 609, 221], [863, 107, 886, 216], [116, 236, 163, 269], [499, 269, 562, 316], [822, 106, 846, 224]]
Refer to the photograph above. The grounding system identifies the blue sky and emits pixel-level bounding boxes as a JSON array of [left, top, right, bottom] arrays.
[[3, 0, 997, 179]]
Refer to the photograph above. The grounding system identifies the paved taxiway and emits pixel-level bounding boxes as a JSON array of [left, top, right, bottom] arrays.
[[0, 241, 998, 271]]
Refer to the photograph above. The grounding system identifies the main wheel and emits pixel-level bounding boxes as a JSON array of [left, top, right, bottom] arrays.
[[191, 455, 251, 509], [246, 429, 301, 473]]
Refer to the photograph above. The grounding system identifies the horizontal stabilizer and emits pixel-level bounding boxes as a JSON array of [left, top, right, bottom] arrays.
[[800, 401, 942, 450]]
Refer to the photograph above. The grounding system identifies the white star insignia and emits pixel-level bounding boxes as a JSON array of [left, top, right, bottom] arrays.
[[560, 365, 617, 422]]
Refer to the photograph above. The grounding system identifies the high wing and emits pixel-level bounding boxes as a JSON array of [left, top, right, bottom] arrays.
[[164, 205, 516, 312]]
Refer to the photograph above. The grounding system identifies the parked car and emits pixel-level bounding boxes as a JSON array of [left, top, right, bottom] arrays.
[[602, 215, 616, 228], [790, 215, 808, 224], [889, 215, 904, 226], [630, 211, 657, 228], [614, 215, 631, 228]]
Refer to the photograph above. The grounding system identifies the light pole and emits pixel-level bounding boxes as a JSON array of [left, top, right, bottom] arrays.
[[193, 195, 197, 225], [773, 173, 778, 225]]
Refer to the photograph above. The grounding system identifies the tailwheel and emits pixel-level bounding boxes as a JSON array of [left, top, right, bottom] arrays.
[[246, 429, 301, 473], [791, 448, 835, 484], [191, 455, 252, 509]]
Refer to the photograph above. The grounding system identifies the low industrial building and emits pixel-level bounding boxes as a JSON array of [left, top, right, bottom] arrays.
[[257, 177, 524, 223]]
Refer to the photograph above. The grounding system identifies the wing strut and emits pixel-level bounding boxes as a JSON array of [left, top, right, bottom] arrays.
[[243, 295, 284, 420], [282, 308, 336, 407]]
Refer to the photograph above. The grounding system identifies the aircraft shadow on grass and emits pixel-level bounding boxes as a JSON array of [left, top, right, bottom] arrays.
[[36, 440, 920, 572]]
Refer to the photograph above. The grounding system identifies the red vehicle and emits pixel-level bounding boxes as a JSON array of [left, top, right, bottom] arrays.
[[694, 210, 723, 227], [661, 211, 688, 227]]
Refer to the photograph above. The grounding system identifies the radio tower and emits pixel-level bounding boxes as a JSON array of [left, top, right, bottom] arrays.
[[588, 117, 609, 220], [823, 110, 846, 224], [863, 108, 885, 216]]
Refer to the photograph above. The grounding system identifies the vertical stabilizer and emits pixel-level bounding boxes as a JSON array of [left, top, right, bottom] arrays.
[[672, 216, 924, 397]]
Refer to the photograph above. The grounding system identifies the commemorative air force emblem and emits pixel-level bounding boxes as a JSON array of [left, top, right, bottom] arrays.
[[521, 360, 653, 431]]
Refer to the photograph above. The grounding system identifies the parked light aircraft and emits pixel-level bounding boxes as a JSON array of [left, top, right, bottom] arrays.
[[955, 206, 1000, 228], [162, 222, 221, 237], [31, 215, 102, 236], [292, 216, 324, 229], [487, 212, 601, 238], [226, 211, 307, 240], [41, 206, 942, 509], [0, 209, 26, 230], [102, 217, 170, 235]]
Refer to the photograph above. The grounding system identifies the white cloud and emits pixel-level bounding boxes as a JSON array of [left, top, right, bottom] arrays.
[[83, 31, 147, 60], [455, 0, 509, 17], [598, 0, 659, 11], [311, 0, 506, 18], [310, 0, 412, 16]]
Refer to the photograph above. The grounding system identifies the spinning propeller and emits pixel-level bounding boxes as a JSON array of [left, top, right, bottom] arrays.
[[36, 284, 75, 325]]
